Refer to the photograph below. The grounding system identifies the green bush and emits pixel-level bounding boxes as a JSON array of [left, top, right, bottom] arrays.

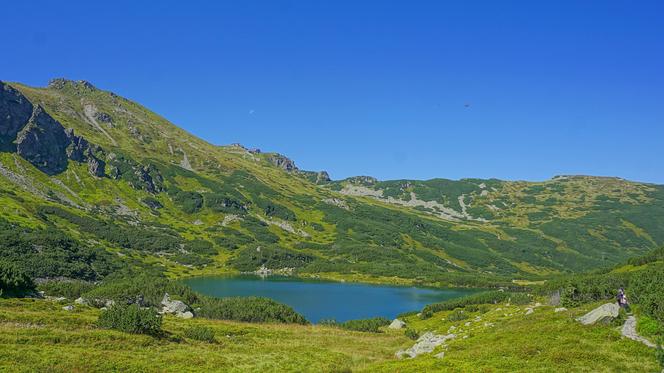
[[657, 339, 664, 368], [319, 317, 390, 333], [97, 304, 162, 335], [198, 297, 308, 324], [421, 291, 510, 319], [405, 328, 419, 340], [629, 267, 664, 322], [447, 309, 469, 322], [510, 293, 532, 305], [0, 260, 35, 297], [184, 325, 216, 343], [636, 315, 662, 337], [339, 317, 390, 333], [38, 280, 95, 299]]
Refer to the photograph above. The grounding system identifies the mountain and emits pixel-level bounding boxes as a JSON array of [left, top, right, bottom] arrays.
[[1, 78, 664, 285]]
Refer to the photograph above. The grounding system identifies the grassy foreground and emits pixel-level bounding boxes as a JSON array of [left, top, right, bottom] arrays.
[[0, 297, 659, 372]]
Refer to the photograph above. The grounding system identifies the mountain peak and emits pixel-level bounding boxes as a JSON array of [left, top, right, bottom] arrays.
[[47, 78, 97, 91]]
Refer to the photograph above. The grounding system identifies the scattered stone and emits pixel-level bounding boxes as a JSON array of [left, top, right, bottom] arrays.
[[388, 319, 406, 330], [464, 322, 471, 327], [434, 351, 445, 360], [525, 308, 534, 315], [178, 311, 195, 320], [75, 297, 87, 305], [576, 303, 620, 325], [396, 332, 456, 359], [62, 305, 74, 311], [554, 307, 567, 313]]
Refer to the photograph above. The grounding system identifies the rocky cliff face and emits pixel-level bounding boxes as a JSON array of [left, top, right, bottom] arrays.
[[1, 81, 105, 176], [15, 105, 71, 175], [268, 153, 298, 171], [0, 81, 34, 151]]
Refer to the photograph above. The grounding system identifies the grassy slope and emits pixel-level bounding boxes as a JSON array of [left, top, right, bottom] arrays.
[[0, 297, 658, 372], [1, 79, 663, 285]]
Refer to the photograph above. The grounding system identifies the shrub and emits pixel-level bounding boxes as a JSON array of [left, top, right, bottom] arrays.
[[184, 325, 216, 343], [447, 309, 469, 322], [636, 315, 662, 337], [319, 317, 390, 333], [509, 293, 532, 305], [0, 260, 35, 297], [338, 317, 390, 333], [38, 280, 95, 300], [421, 291, 510, 319], [97, 304, 162, 335], [629, 267, 664, 322], [198, 296, 308, 324], [405, 329, 419, 340], [657, 339, 664, 369]]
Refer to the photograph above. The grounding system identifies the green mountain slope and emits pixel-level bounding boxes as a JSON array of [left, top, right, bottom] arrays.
[[1, 78, 663, 285]]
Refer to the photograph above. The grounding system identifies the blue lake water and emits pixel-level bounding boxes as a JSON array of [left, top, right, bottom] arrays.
[[183, 275, 480, 323]]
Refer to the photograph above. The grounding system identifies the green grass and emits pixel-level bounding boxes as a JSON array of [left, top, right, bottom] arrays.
[[1, 297, 659, 372]]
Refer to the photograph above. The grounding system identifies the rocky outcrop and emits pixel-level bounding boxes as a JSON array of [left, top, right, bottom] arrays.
[[316, 171, 331, 184], [396, 332, 456, 359], [0, 81, 34, 151], [268, 154, 298, 171], [576, 303, 620, 325], [16, 106, 71, 175], [1, 82, 107, 177], [388, 319, 406, 329], [345, 176, 378, 186], [161, 293, 193, 318]]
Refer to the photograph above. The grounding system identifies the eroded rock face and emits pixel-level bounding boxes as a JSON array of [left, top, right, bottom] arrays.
[[0, 81, 34, 151], [269, 154, 298, 171], [16, 106, 70, 175]]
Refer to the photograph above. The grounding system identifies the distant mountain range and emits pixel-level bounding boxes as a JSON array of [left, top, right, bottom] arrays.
[[2, 78, 663, 285]]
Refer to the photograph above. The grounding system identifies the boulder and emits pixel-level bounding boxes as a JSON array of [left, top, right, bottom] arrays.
[[62, 305, 74, 311], [178, 311, 194, 319], [161, 293, 190, 315], [75, 297, 87, 305], [388, 319, 406, 330], [576, 303, 620, 325], [554, 307, 567, 313], [525, 308, 534, 315]]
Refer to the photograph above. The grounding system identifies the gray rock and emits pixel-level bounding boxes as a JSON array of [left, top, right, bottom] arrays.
[[525, 308, 534, 315], [178, 311, 194, 319], [268, 154, 298, 171], [161, 293, 190, 315], [388, 319, 406, 330], [62, 305, 74, 311], [396, 332, 456, 359], [576, 303, 620, 325], [75, 297, 87, 305], [16, 106, 70, 175], [554, 307, 567, 313], [87, 156, 105, 177], [0, 81, 34, 151]]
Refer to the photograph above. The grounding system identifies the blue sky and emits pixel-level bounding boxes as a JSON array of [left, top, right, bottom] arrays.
[[3, 1, 663, 183]]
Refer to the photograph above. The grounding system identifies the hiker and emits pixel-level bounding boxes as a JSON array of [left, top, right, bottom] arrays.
[[617, 288, 630, 311]]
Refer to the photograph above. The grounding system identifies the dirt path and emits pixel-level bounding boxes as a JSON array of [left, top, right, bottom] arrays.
[[621, 316, 656, 348]]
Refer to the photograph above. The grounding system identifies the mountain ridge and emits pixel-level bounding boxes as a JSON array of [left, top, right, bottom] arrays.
[[1, 78, 663, 286]]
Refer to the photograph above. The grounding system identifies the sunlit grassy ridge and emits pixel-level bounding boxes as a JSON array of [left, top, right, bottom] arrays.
[[1, 79, 663, 285]]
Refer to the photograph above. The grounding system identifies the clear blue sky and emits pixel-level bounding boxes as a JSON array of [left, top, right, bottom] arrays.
[[3, 1, 663, 183]]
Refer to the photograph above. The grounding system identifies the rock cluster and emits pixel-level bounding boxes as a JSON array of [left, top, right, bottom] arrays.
[[396, 332, 456, 359], [268, 153, 298, 171]]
